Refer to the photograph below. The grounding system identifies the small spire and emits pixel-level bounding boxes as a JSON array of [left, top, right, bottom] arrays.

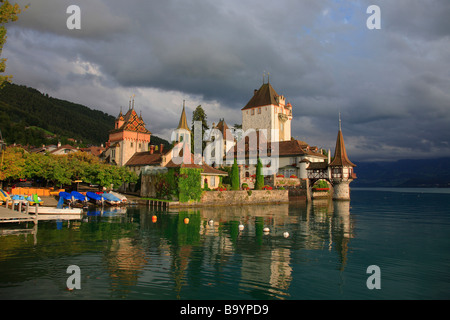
[[132, 94, 135, 109], [267, 72, 270, 83], [177, 101, 190, 132], [263, 71, 266, 84], [339, 112, 342, 131]]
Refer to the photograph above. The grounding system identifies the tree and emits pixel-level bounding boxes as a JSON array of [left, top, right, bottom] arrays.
[[231, 158, 240, 190], [23, 152, 51, 182], [0, 146, 25, 181], [191, 105, 209, 153], [48, 156, 72, 186], [0, 147, 138, 189], [0, 1, 26, 87], [254, 158, 264, 190]]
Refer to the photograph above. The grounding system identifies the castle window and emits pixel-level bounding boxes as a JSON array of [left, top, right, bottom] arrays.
[[251, 109, 255, 115], [131, 142, 133, 147], [258, 108, 261, 114], [139, 143, 141, 149]]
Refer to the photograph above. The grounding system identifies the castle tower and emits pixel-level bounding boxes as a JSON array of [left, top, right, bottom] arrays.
[[241, 80, 292, 142], [106, 98, 152, 166], [329, 116, 356, 200], [172, 101, 191, 144]]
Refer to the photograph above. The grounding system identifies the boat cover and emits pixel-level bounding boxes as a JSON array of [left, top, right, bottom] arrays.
[[71, 191, 87, 201], [101, 192, 121, 202], [86, 191, 102, 201], [59, 192, 72, 200]]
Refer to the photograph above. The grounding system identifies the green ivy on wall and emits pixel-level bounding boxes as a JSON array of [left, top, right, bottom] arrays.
[[178, 168, 203, 203]]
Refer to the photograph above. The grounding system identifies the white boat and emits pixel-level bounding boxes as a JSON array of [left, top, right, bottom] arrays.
[[110, 191, 127, 203], [33, 206, 83, 215]]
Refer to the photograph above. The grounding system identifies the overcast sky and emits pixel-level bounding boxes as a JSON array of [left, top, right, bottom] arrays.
[[3, 0, 450, 162]]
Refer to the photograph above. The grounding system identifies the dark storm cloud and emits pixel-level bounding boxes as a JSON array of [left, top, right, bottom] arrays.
[[3, 0, 450, 161]]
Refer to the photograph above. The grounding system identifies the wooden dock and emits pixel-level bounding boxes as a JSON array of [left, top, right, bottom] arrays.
[[147, 199, 173, 210], [0, 205, 36, 224], [0, 200, 83, 224]]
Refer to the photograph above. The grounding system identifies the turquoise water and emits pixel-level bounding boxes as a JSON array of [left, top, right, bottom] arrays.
[[0, 188, 449, 300]]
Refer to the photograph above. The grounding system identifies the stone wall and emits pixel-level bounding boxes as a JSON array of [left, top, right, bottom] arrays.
[[140, 174, 157, 198], [180, 189, 289, 207], [332, 180, 351, 200]]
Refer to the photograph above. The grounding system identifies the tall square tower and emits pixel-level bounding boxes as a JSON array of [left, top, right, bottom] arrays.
[[241, 82, 292, 142]]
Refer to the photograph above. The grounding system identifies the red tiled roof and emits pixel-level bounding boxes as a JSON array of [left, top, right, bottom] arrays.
[[165, 151, 228, 175], [225, 138, 327, 159], [214, 119, 234, 141], [125, 152, 163, 166], [80, 146, 105, 157]]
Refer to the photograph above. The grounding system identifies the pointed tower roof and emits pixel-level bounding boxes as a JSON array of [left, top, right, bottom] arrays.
[[116, 107, 124, 121], [242, 82, 280, 110], [215, 119, 234, 141], [177, 103, 191, 132], [329, 117, 355, 167], [111, 107, 151, 134]]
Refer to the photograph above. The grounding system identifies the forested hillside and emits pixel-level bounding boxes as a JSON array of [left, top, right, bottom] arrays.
[[0, 82, 170, 149], [0, 82, 115, 146]]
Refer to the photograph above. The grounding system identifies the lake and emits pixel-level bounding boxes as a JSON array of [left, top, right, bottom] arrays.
[[0, 188, 449, 300]]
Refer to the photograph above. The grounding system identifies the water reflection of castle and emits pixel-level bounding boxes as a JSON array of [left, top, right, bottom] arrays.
[[99, 201, 354, 299]]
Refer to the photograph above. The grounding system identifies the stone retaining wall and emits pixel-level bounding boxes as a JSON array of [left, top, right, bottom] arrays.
[[172, 189, 289, 207]]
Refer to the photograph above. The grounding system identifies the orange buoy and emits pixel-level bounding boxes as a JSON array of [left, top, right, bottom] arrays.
[[152, 215, 157, 223], [184, 217, 189, 224]]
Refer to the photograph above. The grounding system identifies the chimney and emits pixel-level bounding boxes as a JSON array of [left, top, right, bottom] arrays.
[[254, 89, 258, 95], [160, 144, 164, 154]]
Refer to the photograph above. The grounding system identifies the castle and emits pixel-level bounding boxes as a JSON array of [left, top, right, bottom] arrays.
[[242, 82, 292, 142], [103, 98, 151, 167], [103, 79, 356, 200]]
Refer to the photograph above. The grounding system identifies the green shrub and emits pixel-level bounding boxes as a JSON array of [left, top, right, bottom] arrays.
[[178, 168, 203, 203], [254, 158, 264, 190], [231, 158, 240, 190]]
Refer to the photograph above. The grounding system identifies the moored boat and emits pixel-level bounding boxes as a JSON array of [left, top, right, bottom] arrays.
[[58, 192, 72, 205], [86, 191, 104, 206], [0, 189, 11, 205], [70, 191, 88, 208], [101, 192, 121, 206], [26, 194, 43, 206], [110, 191, 127, 204], [11, 194, 28, 204], [34, 206, 83, 214]]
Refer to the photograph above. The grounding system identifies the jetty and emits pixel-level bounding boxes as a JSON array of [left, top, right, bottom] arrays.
[[0, 199, 83, 224], [0, 205, 36, 224]]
